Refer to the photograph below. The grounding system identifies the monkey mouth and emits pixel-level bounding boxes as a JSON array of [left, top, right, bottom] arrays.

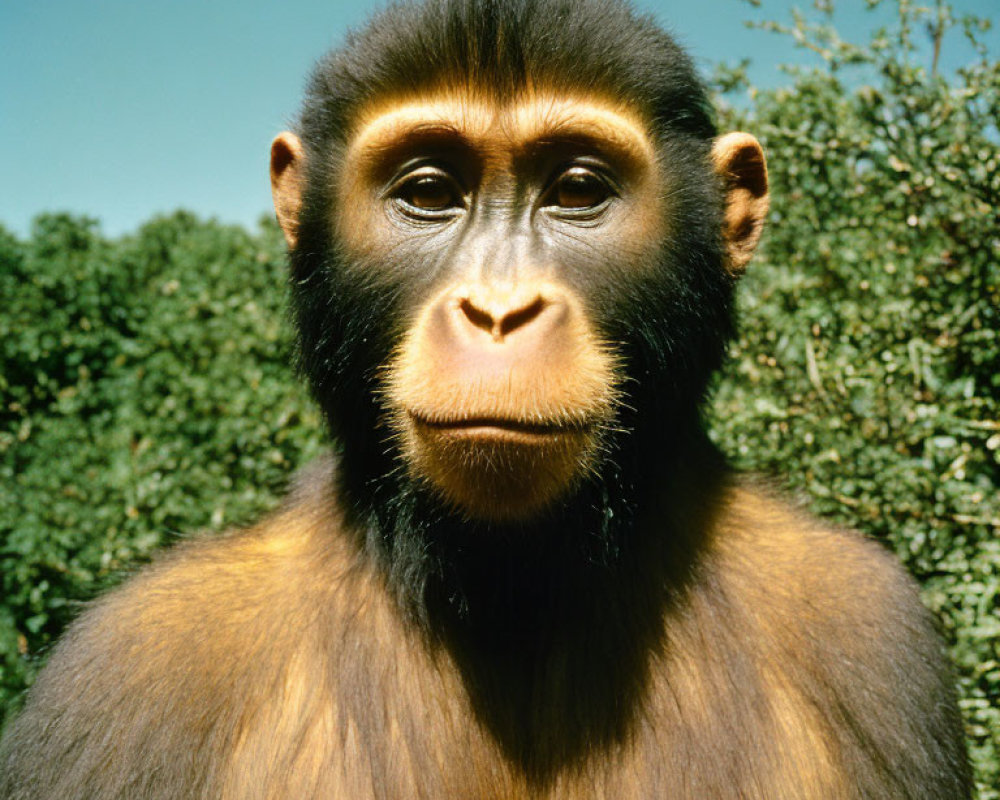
[[400, 410, 603, 520], [408, 412, 591, 443]]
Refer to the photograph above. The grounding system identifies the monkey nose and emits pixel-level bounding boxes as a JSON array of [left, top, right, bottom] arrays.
[[457, 294, 548, 341], [448, 283, 570, 346], [425, 283, 572, 371]]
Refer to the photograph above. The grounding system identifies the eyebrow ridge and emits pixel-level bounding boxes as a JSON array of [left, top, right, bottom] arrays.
[[350, 98, 654, 172]]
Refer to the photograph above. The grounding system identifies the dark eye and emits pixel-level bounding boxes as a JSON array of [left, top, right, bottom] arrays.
[[394, 169, 463, 214], [550, 167, 612, 209]]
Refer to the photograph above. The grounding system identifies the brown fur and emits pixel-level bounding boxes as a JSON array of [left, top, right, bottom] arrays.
[[0, 458, 966, 798]]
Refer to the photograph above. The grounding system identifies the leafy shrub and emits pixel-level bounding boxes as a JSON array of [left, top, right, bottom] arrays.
[[1, 1, 996, 794]]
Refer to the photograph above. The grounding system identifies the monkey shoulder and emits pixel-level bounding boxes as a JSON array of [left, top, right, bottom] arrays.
[[0, 458, 369, 798], [668, 480, 970, 797], [66, 463, 356, 675], [708, 481, 936, 641]]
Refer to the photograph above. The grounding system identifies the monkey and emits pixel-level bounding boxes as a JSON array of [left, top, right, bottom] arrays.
[[0, 1, 973, 798]]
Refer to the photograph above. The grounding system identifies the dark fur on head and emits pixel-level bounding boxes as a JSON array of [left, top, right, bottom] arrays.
[[287, 0, 733, 632], [298, 0, 716, 147]]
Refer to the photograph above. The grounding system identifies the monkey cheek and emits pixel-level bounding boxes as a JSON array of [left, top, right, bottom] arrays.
[[399, 418, 597, 522]]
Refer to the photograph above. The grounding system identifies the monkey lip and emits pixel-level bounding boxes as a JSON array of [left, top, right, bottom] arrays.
[[409, 413, 590, 443]]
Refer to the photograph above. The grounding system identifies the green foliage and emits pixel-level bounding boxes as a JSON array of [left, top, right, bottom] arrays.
[[0, 1, 996, 793], [710, 2, 999, 795]]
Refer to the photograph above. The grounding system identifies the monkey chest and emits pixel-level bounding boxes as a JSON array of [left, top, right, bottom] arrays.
[[215, 656, 846, 800]]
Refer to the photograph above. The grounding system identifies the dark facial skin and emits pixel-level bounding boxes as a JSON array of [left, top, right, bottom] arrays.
[[336, 95, 662, 291]]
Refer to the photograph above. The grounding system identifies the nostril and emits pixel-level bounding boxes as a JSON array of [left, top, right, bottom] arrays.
[[458, 298, 496, 336], [499, 296, 546, 337], [455, 293, 551, 341]]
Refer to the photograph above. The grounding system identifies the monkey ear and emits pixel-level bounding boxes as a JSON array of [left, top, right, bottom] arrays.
[[270, 132, 305, 249], [712, 132, 769, 277]]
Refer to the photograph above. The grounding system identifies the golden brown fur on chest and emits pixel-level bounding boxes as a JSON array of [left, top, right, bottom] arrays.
[[206, 484, 876, 799], [1, 473, 958, 799]]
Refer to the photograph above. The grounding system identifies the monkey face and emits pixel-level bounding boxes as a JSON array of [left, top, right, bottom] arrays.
[[325, 92, 661, 519], [272, 89, 767, 523]]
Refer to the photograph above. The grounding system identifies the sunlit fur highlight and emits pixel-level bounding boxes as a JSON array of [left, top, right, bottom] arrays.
[[347, 91, 655, 168]]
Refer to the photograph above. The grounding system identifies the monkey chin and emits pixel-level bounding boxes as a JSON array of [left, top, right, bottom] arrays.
[[400, 413, 599, 522]]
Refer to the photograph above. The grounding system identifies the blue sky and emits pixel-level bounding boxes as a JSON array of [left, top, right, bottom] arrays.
[[1, 0, 995, 238]]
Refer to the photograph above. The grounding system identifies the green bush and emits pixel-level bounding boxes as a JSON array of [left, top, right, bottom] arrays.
[[1, 1, 996, 794]]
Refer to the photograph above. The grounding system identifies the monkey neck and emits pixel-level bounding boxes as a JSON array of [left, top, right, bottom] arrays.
[[333, 421, 725, 778], [339, 415, 723, 623]]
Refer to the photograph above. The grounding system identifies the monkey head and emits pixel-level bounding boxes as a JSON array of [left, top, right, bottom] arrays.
[[269, 0, 768, 526]]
